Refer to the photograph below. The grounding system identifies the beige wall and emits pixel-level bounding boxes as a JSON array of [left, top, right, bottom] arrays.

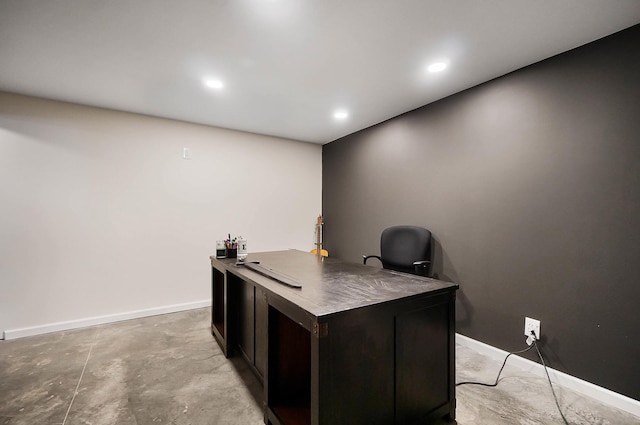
[[0, 92, 322, 337]]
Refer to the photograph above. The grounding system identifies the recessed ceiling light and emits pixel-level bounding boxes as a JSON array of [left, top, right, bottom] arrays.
[[204, 78, 224, 89], [333, 110, 349, 120], [427, 62, 448, 73]]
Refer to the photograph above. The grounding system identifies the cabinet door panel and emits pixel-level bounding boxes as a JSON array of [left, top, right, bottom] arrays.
[[395, 301, 450, 424], [320, 308, 395, 424], [239, 280, 255, 363], [255, 286, 267, 378]]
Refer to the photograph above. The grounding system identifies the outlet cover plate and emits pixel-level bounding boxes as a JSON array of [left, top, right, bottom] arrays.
[[524, 317, 541, 339]]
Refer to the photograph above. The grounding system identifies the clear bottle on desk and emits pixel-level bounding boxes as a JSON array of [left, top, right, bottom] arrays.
[[237, 237, 247, 260], [216, 240, 226, 258]]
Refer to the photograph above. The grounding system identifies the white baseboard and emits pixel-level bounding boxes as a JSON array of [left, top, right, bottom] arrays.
[[456, 333, 640, 418], [2, 300, 211, 340]]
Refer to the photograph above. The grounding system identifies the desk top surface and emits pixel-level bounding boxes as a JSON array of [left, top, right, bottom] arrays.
[[211, 249, 458, 318]]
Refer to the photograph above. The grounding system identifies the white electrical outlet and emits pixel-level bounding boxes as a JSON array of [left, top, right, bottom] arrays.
[[524, 317, 541, 339]]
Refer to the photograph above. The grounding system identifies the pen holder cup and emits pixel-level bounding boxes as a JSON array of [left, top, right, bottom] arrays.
[[226, 248, 237, 258]]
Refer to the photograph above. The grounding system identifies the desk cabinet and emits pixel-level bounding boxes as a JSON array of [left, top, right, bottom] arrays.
[[211, 250, 457, 425], [210, 262, 230, 357], [232, 271, 267, 381], [210, 260, 267, 380]]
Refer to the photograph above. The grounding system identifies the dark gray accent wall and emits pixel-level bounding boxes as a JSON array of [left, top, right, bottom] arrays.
[[322, 24, 640, 400]]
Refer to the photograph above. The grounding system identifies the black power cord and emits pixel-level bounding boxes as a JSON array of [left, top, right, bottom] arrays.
[[456, 331, 570, 425], [456, 343, 534, 387], [532, 333, 570, 425]]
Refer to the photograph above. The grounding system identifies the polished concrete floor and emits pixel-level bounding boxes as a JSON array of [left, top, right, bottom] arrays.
[[1, 308, 638, 425]]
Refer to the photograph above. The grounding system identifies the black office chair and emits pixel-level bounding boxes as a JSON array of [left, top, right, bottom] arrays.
[[363, 225, 432, 277]]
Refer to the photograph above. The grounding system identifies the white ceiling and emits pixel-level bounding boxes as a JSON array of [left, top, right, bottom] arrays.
[[1, 1, 639, 144]]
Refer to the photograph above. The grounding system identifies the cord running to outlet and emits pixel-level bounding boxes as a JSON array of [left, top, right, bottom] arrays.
[[455, 344, 534, 388], [532, 332, 570, 425], [456, 331, 570, 425]]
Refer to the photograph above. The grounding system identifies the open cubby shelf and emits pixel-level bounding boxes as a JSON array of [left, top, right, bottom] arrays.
[[268, 307, 311, 425], [272, 406, 311, 425], [212, 267, 225, 337]]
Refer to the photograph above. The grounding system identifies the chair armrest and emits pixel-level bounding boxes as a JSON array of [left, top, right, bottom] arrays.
[[413, 260, 431, 277], [363, 255, 381, 265]]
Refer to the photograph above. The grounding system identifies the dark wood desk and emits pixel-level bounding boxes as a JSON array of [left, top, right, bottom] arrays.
[[210, 250, 458, 425]]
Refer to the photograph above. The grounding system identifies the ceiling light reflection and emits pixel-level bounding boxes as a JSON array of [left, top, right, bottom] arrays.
[[204, 79, 224, 89], [427, 62, 448, 73], [333, 110, 349, 120]]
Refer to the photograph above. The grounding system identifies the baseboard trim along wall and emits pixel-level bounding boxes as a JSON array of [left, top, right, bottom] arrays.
[[2, 300, 211, 340], [456, 334, 640, 418]]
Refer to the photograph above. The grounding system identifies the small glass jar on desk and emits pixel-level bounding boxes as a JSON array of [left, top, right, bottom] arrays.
[[216, 240, 226, 258]]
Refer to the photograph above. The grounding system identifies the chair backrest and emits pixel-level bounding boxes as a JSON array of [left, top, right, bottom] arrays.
[[380, 226, 431, 275]]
